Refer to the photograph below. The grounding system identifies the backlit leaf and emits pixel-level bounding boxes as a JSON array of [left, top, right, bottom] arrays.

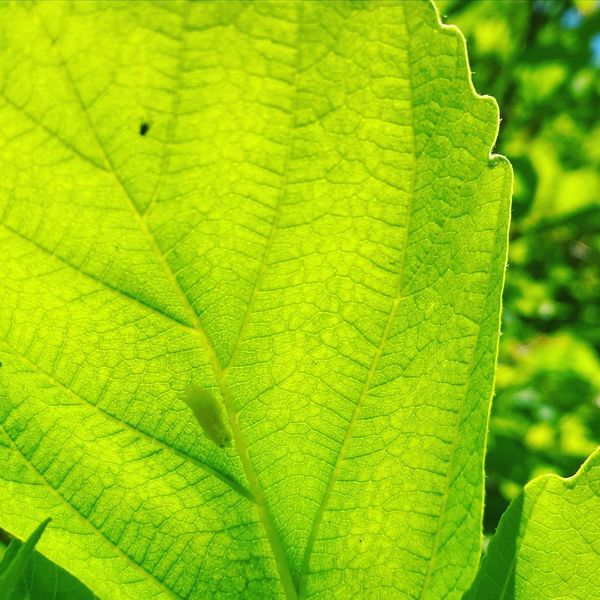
[[0, 1, 511, 597]]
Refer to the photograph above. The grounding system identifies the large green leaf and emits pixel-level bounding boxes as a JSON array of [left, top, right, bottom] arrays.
[[468, 447, 600, 599], [0, 1, 511, 598]]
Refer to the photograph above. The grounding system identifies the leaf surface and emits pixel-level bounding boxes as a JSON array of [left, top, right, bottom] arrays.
[[468, 448, 600, 599], [0, 1, 510, 598]]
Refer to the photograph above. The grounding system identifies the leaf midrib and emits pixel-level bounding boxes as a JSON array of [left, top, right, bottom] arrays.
[[27, 4, 299, 599]]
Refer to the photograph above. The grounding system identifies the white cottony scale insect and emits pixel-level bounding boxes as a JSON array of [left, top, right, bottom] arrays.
[[184, 384, 232, 448]]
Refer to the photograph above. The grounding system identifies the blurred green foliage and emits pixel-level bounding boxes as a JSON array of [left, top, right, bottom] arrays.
[[438, 0, 600, 534]]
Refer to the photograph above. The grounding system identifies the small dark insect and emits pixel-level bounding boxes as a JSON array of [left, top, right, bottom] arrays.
[[139, 121, 150, 136]]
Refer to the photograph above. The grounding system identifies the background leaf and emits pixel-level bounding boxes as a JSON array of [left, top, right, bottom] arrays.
[[467, 447, 600, 599], [0, 519, 50, 600], [0, 524, 96, 600]]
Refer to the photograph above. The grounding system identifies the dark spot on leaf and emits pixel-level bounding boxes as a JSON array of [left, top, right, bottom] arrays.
[[139, 121, 150, 136]]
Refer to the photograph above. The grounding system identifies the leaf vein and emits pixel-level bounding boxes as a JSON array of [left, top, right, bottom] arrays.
[[0, 425, 181, 600], [1, 224, 195, 333], [32, 5, 298, 597], [0, 338, 252, 501]]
